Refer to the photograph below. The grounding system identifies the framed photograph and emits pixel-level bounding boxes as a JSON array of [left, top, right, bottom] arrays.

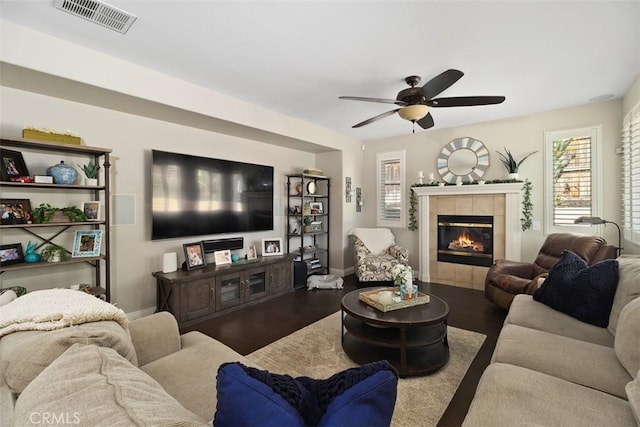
[[72, 230, 103, 258], [0, 149, 29, 181], [310, 202, 323, 214], [311, 221, 322, 232], [214, 249, 232, 266], [247, 245, 257, 260], [0, 199, 32, 225], [262, 238, 283, 257], [183, 241, 206, 270], [82, 201, 101, 221], [0, 243, 24, 266]]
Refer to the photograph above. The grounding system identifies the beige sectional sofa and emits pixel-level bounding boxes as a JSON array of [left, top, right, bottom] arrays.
[[463, 255, 640, 426], [1, 310, 254, 426]]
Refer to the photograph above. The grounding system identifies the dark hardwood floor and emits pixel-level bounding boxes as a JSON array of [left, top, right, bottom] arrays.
[[182, 274, 506, 427]]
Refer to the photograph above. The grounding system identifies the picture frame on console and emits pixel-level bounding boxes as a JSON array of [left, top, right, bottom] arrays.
[[183, 241, 206, 270], [247, 245, 257, 260], [262, 238, 283, 256], [214, 249, 232, 266]]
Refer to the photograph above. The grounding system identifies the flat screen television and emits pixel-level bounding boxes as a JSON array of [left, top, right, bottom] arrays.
[[151, 150, 274, 240]]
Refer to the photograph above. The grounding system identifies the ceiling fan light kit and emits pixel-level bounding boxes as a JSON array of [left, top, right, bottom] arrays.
[[398, 105, 429, 122], [339, 69, 505, 132]]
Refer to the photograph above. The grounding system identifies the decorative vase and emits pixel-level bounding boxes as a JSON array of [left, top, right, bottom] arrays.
[[85, 178, 98, 186], [46, 160, 78, 185], [507, 172, 519, 180], [24, 252, 41, 263]]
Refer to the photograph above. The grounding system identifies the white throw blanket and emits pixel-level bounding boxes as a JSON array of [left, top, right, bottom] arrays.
[[0, 288, 128, 338], [348, 227, 396, 255]]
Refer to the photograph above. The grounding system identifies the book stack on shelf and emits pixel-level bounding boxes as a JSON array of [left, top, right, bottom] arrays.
[[306, 258, 322, 270]]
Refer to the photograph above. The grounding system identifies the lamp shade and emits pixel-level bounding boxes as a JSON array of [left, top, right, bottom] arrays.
[[398, 105, 429, 122]]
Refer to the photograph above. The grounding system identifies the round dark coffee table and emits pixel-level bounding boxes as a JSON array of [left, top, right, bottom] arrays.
[[341, 288, 449, 377]]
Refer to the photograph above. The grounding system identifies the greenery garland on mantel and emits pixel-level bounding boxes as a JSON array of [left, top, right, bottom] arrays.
[[408, 179, 533, 232]]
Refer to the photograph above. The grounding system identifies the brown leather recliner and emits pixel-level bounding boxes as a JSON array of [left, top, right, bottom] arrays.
[[485, 233, 617, 310]]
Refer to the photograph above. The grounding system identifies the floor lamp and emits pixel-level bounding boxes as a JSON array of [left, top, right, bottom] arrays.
[[574, 216, 622, 257]]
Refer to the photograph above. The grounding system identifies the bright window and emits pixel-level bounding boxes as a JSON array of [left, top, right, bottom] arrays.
[[622, 104, 640, 244], [544, 126, 602, 233], [376, 150, 406, 228]]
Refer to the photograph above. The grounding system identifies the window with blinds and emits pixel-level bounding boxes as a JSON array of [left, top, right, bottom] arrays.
[[376, 150, 406, 228], [622, 104, 640, 243], [544, 126, 602, 233], [552, 135, 592, 225]]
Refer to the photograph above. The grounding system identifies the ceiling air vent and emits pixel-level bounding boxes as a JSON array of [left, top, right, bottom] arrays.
[[55, 0, 137, 34]]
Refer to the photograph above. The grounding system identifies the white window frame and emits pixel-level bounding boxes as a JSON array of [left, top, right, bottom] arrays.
[[622, 102, 640, 244], [376, 150, 406, 228], [543, 125, 603, 235]]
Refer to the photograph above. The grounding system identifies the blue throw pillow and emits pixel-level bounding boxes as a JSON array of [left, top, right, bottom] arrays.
[[214, 360, 398, 427], [533, 250, 619, 327]]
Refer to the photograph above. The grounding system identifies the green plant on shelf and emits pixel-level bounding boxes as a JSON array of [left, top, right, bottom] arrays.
[[31, 203, 87, 224], [40, 244, 69, 262], [79, 161, 100, 179]]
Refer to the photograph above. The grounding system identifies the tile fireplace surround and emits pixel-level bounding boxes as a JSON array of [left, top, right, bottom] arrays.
[[412, 183, 523, 290]]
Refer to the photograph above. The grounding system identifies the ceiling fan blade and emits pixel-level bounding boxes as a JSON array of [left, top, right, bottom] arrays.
[[352, 109, 400, 128], [339, 96, 407, 106], [419, 69, 464, 99], [428, 96, 506, 107], [417, 112, 435, 129]]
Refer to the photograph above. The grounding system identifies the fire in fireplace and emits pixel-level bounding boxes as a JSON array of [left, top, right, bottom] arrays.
[[437, 215, 493, 267]]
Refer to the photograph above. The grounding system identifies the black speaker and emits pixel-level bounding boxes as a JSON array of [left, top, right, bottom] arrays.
[[202, 237, 244, 253], [293, 261, 307, 289]]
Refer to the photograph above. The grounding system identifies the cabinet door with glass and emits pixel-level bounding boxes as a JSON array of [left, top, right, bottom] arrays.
[[215, 271, 244, 310], [244, 266, 269, 302]]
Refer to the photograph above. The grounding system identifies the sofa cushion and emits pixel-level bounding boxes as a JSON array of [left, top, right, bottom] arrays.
[[0, 320, 137, 393], [214, 361, 398, 427], [14, 344, 207, 426], [491, 324, 631, 398], [627, 369, 640, 425], [609, 255, 640, 335], [140, 331, 256, 422], [462, 363, 636, 427], [506, 295, 614, 347], [614, 296, 640, 378], [533, 250, 619, 327]]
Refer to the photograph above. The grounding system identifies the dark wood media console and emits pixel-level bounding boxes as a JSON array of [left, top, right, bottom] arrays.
[[153, 255, 293, 328]]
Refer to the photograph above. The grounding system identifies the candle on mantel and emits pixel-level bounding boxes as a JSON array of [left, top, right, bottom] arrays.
[[429, 173, 435, 181], [418, 171, 425, 178]]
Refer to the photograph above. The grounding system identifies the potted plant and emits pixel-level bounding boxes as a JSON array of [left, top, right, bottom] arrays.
[[303, 216, 313, 233], [31, 203, 87, 224], [496, 147, 538, 180], [40, 244, 68, 263], [79, 161, 100, 186]]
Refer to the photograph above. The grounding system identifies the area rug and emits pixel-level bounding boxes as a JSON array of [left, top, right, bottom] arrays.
[[246, 311, 486, 427]]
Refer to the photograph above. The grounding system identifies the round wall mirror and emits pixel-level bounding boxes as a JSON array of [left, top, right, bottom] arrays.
[[437, 137, 490, 183]]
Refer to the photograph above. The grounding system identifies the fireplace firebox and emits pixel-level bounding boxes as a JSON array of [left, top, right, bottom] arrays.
[[437, 215, 493, 267]]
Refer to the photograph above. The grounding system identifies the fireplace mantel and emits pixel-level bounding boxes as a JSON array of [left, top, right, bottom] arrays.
[[412, 183, 523, 285]]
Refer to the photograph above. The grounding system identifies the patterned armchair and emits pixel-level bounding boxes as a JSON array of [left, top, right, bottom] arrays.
[[350, 228, 409, 282]]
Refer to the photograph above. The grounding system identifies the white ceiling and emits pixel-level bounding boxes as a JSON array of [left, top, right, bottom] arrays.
[[1, 0, 639, 142]]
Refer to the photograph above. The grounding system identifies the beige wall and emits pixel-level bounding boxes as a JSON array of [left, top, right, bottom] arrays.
[[0, 20, 365, 315], [362, 100, 623, 271], [0, 85, 320, 313]]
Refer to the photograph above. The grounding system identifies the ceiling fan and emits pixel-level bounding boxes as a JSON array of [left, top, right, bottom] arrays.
[[339, 69, 505, 131]]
